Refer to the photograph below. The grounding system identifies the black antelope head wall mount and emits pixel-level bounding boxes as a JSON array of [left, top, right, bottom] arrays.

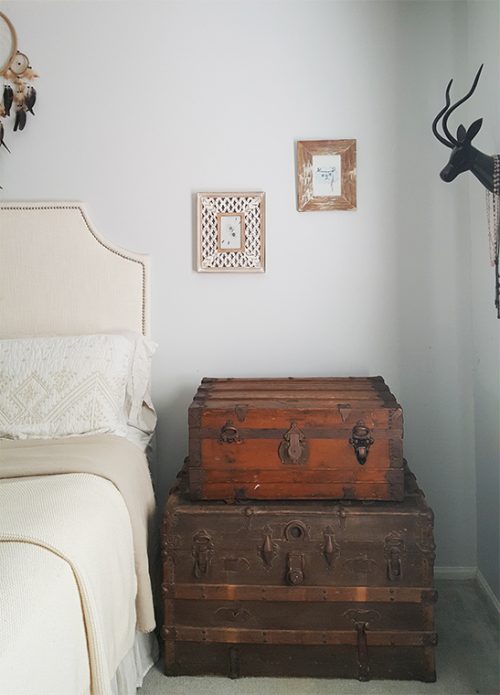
[[433, 64, 500, 317], [432, 65, 496, 192]]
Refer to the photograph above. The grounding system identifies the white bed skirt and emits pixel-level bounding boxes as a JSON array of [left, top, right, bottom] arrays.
[[111, 631, 158, 695]]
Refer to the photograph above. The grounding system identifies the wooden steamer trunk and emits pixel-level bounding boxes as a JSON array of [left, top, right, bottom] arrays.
[[188, 377, 404, 502], [161, 465, 437, 681]]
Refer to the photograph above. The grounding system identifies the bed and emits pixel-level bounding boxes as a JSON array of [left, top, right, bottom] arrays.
[[0, 202, 159, 695]]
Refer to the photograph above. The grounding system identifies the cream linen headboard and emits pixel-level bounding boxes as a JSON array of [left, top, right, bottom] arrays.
[[0, 202, 150, 338]]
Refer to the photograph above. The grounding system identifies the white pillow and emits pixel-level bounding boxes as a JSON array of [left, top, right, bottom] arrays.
[[0, 333, 155, 443], [121, 332, 157, 448]]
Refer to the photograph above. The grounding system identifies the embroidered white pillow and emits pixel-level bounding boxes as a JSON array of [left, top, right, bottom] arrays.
[[0, 334, 134, 439]]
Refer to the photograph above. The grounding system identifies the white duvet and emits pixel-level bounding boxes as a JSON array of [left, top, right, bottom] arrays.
[[0, 473, 137, 695]]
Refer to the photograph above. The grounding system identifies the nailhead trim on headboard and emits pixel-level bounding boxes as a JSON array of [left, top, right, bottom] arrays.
[[0, 203, 147, 335]]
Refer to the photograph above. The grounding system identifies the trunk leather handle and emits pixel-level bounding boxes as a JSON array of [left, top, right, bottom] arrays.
[[228, 647, 240, 679], [355, 622, 370, 681]]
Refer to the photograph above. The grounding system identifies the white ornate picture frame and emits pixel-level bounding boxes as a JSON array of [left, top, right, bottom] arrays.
[[197, 192, 265, 272]]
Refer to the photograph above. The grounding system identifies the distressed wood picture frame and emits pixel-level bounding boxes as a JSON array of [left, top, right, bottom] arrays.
[[197, 192, 265, 272], [296, 139, 357, 211]]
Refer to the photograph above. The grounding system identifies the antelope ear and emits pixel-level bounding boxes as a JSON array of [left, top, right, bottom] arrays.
[[467, 118, 483, 141], [457, 124, 467, 143]]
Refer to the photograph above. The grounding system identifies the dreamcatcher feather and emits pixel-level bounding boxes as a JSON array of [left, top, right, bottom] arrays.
[[0, 12, 38, 188]]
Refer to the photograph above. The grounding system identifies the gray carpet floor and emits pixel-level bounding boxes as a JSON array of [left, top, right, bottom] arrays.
[[140, 579, 499, 695]]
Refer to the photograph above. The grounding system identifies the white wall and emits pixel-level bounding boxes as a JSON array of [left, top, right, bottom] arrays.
[[393, 0, 478, 573], [1, 0, 493, 575], [465, 0, 500, 599]]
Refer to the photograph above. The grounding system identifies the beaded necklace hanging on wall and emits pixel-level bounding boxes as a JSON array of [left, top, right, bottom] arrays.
[[486, 155, 500, 317], [432, 64, 500, 318]]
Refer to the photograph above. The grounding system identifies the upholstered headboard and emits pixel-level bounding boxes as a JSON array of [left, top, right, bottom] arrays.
[[0, 202, 150, 338]]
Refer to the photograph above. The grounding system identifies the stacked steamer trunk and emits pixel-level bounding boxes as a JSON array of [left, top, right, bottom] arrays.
[[161, 377, 437, 682], [188, 377, 404, 502]]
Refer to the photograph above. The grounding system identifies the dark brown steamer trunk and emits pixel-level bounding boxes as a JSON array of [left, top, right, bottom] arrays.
[[161, 464, 437, 681], [188, 377, 404, 502]]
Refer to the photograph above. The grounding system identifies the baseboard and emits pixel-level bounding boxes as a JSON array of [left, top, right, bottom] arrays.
[[434, 565, 477, 580], [476, 569, 500, 616], [434, 566, 500, 616]]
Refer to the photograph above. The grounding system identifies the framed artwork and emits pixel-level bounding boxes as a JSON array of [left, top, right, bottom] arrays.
[[197, 192, 265, 272], [296, 139, 357, 211]]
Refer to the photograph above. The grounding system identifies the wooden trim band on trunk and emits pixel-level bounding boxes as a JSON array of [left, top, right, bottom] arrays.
[[197, 427, 402, 439], [192, 481, 404, 501], [164, 584, 437, 604], [199, 376, 389, 390], [194, 392, 398, 403], [167, 626, 438, 647], [197, 405, 400, 416], [200, 377, 387, 384], [188, 468, 403, 483], [168, 494, 428, 515], [198, 387, 390, 394]]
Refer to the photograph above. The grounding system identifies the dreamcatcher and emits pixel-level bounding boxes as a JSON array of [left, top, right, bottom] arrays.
[[0, 11, 38, 185]]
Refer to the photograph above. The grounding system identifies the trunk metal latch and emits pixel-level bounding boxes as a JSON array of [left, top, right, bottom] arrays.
[[219, 420, 241, 444], [385, 532, 405, 581], [192, 529, 214, 579], [286, 552, 305, 585], [349, 421, 374, 465], [279, 422, 309, 465]]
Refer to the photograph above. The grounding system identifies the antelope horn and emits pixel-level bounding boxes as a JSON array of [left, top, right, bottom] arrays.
[[432, 78, 454, 147], [442, 64, 484, 142]]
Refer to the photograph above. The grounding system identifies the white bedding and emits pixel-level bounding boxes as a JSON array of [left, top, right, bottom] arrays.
[[1, 540, 91, 695], [0, 436, 157, 693], [0, 435, 157, 633], [0, 473, 141, 695]]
